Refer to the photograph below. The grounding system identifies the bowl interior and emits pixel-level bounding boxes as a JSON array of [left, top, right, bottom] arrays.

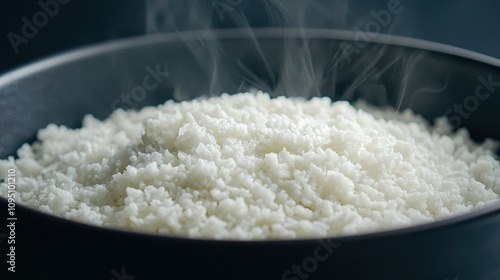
[[1, 29, 500, 230], [1, 29, 500, 160]]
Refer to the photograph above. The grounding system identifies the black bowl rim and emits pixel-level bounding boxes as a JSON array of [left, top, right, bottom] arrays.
[[3, 27, 500, 85], [1, 27, 499, 243]]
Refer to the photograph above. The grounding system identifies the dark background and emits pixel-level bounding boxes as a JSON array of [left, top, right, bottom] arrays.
[[1, 0, 500, 75]]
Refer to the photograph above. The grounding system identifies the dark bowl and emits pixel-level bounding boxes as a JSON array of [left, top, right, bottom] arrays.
[[1, 29, 499, 280]]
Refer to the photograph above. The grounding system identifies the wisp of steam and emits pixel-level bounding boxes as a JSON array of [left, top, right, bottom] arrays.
[[145, 0, 448, 111]]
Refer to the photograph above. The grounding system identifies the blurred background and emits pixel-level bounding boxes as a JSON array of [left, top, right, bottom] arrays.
[[1, 0, 500, 75]]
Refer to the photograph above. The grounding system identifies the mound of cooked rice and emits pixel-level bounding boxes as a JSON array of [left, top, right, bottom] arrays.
[[1, 92, 499, 239]]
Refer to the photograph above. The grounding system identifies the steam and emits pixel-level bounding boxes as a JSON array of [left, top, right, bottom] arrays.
[[144, 0, 445, 111]]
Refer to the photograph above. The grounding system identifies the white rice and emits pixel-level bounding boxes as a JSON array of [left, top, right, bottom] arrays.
[[1, 92, 499, 239]]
